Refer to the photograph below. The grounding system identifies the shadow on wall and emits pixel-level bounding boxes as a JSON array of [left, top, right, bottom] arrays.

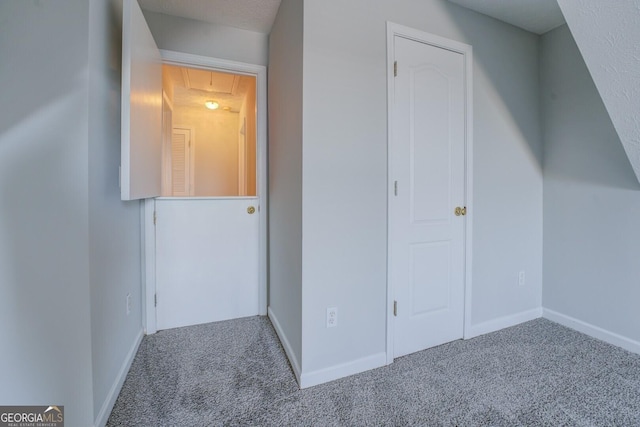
[[0, 83, 91, 402], [442, 2, 544, 172]]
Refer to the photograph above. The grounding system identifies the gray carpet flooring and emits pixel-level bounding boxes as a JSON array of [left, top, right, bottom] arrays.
[[107, 317, 640, 426]]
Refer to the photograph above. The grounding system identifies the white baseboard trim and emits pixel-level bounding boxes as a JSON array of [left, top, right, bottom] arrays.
[[543, 308, 640, 355], [465, 307, 542, 339], [300, 352, 387, 389], [267, 307, 302, 385], [94, 329, 144, 427]]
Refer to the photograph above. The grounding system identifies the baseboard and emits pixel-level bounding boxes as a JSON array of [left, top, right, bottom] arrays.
[[300, 352, 387, 389], [543, 308, 640, 355], [94, 329, 144, 427], [267, 307, 302, 385], [465, 307, 542, 339]]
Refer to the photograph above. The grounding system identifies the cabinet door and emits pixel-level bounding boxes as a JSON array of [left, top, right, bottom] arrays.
[[121, 0, 162, 200]]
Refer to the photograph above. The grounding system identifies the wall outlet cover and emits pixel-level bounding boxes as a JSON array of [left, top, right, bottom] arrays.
[[326, 307, 338, 328]]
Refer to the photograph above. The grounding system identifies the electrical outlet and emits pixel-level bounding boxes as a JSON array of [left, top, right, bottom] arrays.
[[126, 293, 132, 316], [518, 271, 525, 287], [326, 307, 338, 328]]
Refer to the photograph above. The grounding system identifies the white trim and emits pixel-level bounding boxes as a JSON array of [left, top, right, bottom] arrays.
[[462, 35, 475, 342], [156, 196, 259, 201], [161, 91, 174, 197], [143, 50, 269, 332], [385, 22, 474, 363], [143, 199, 156, 334], [300, 352, 387, 389], [162, 90, 174, 112], [543, 308, 640, 355], [466, 308, 542, 339], [385, 23, 395, 364], [268, 307, 301, 385], [160, 50, 263, 77], [93, 330, 144, 427]]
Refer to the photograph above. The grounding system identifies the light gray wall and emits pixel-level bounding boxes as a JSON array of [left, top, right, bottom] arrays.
[[301, 0, 542, 374], [0, 1, 94, 425], [541, 25, 640, 341], [268, 0, 304, 374], [88, 0, 144, 423], [143, 10, 269, 66]]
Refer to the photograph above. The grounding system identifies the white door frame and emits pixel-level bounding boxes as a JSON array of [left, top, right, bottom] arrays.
[[143, 51, 268, 334], [385, 22, 474, 363]]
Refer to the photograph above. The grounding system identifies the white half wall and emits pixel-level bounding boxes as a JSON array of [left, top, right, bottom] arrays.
[[143, 10, 268, 66], [0, 1, 94, 425], [267, 0, 304, 379], [300, 0, 543, 377], [557, 0, 640, 183], [541, 25, 640, 346]]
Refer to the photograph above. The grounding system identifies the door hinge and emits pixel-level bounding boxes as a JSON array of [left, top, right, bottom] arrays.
[[394, 181, 398, 196], [394, 61, 398, 77], [154, 293, 157, 307], [393, 300, 398, 316], [153, 211, 157, 225]]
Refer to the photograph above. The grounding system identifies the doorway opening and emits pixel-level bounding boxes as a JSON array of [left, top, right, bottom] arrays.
[[161, 65, 257, 198], [142, 52, 268, 335]]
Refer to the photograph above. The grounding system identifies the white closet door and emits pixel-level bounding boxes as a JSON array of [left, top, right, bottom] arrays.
[[391, 35, 467, 358]]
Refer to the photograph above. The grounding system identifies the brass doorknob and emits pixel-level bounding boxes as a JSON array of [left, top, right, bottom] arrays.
[[247, 206, 256, 214], [455, 206, 467, 216]]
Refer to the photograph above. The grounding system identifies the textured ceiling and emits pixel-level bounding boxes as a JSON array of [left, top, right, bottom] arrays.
[[557, 0, 640, 183], [138, 0, 282, 33], [448, 0, 565, 34], [164, 64, 253, 113]]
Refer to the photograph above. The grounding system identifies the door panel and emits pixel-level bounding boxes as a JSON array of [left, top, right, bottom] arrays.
[[392, 36, 466, 358], [155, 198, 260, 330], [121, 0, 162, 200], [410, 242, 451, 315], [411, 66, 452, 224]]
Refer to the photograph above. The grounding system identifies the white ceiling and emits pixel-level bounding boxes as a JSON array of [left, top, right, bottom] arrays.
[[164, 64, 253, 113], [139, 0, 562, 36], [138, 0, 282, 34], [448, 0, 566, 35]]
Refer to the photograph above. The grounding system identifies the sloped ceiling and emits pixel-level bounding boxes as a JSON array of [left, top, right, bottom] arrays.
[[138, 0, 282, 33], [447, 0, 565, 34], [557, 0, 640, 182]]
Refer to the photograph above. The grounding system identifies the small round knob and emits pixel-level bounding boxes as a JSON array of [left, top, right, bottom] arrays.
[[247, 206, 256, 214]]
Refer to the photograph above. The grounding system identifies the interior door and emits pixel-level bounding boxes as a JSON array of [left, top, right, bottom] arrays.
[[155, 198, 260, 330], [122, 4, 266, 333], [121, 0, 162, 200], [390, 35, 466, 358]]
